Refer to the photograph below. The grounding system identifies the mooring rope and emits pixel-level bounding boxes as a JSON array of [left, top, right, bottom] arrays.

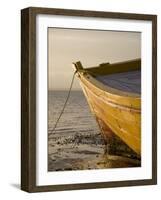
[[50, 71, 77, 135]]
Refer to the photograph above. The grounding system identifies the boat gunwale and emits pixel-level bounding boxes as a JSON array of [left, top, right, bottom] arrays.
[[77, 72, 141, 110], [82, 81, 141, 113]]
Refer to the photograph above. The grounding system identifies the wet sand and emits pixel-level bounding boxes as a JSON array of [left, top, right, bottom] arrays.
[[48, 131, 140, 171]]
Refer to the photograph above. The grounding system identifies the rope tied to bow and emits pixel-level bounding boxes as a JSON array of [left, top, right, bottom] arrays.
[[50, 71, 77, 135]]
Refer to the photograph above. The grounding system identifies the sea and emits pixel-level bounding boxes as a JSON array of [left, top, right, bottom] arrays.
[[48, 90, 140, 171]]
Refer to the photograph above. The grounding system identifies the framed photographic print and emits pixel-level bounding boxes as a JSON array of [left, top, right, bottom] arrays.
[[21, 7, 157, 192]]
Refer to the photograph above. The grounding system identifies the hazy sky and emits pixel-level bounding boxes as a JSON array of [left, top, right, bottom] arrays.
[[48, 28, 141, 90]]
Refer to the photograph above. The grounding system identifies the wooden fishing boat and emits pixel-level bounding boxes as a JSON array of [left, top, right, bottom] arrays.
[[73, 59, 141, 155]]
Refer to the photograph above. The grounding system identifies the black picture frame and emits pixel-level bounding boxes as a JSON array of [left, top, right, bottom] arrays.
[[21, 7, 157, 192]]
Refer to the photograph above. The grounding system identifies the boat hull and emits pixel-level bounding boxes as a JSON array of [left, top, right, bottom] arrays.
[[78, 74, 141, 155]]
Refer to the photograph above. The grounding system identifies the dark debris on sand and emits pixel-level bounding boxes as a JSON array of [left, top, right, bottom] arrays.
[[48, 131, 141, 171]]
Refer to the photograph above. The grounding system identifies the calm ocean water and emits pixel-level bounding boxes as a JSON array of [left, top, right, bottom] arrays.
[[48, 90, 99, 135], [48, 90, 140, 171]]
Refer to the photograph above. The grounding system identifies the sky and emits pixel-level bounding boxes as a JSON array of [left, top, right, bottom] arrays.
[[48, 28, 141, 90]]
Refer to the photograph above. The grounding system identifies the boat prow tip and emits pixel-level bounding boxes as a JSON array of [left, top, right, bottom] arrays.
[[72, 61, 84, 72]]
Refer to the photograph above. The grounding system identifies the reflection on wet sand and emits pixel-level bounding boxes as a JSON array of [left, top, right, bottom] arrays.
[[48, 131, 140, 171]]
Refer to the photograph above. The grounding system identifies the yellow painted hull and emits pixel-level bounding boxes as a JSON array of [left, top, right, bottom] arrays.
[[73, 59, 141, 155]]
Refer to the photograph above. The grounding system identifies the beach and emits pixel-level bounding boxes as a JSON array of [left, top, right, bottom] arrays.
[[48, 90, 140, 171]]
